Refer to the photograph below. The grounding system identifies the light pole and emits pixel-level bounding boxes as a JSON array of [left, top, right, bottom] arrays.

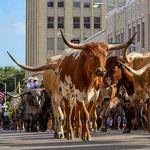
[[0, 81, 7, 112], [1, 74, 17, 92], [10, 75, 16, 91]]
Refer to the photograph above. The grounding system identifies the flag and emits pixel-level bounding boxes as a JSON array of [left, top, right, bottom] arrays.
[[15, 81, 21, 94], [0, 91, 5, 102], [11, 97, 21, 109]]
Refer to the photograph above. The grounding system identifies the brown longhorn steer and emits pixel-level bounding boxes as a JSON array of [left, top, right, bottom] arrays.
[[8, 30, 135, 140], [105, 49, 148, 132], [118, 60, 150, 132]]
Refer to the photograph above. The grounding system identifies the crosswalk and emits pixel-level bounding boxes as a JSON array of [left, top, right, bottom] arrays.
[[0, 130, 150, 150]]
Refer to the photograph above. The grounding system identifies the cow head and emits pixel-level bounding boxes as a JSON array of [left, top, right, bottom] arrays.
[[105, 56, 123, 83], [31, 89, 46, 108], [80, 42, 108, 77], [60, 30, 136, 77]]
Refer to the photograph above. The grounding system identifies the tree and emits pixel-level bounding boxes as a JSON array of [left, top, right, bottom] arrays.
[[0, 66, 25, 92]]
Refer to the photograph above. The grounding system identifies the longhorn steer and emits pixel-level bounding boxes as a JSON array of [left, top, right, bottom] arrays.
[[7, 30, 135, 140], [105, 47, 150, 131], [19, 88, 46, 132], [118, 60, 150, 132]]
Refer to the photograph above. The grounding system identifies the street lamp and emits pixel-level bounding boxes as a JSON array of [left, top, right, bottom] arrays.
[[93, 2, 122, 16], [93, 2, 127, 57], [0, 81, 7, 112], [93, 2, 122, 33], [93, 2, 119, 9]]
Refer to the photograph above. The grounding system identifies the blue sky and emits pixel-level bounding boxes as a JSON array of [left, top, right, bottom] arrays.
[[0, 0, 25, 67]]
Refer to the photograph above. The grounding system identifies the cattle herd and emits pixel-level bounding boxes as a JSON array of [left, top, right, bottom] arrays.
[[6, 31, 150, 141]]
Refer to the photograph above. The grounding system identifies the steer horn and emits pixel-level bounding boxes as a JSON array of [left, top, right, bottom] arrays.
[[7, 88, 45, 98], [6, 91, 29, 98], [108, 32, 137, 51], [7, 51, 58, 72], [60, 30, 85, 49], [118, 60, 150, 76], [118, 46, 131, 63]]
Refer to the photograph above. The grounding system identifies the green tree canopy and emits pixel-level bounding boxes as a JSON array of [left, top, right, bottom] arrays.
[[0, 66, 25, 92]]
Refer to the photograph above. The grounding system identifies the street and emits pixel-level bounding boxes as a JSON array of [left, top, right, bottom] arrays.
[[0, 129, 150, 150]]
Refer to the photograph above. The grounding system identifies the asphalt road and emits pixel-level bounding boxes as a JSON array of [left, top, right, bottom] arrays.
[[0, 129, 150, 150]]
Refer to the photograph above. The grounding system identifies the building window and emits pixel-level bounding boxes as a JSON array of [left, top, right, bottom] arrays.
[[137, 24, 140, 42], [94, 17, 101, 29], [84, 0, 90, 8], [58, 38, 64, 50], [84, 17, 90, 29], [118, 34, 121, 43], [47, 0, 54, 7], [132, 26, 136, 51], [128, 28, 131, 52], [84, 37, 88, 41], [47, 38, 54, 50], [119, 32, 124, 55], [132, 26, 136, 37], [58, 17, 64, 28], [121, 32, 124, 42], [73, 0, 80, 7], [115, 34, 119, 43], [141, 22, 145, 48], [58, 0, 64, 7], [128, 28, 131, 39], [71, 39, 80, 43], [108, 35, 112, 43], [47, 17, 54, 28], [73, 17, 80, 28]]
